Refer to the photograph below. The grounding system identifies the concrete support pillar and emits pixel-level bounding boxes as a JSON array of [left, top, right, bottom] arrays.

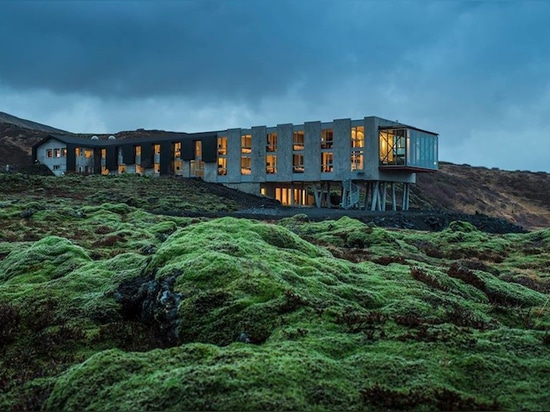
[[391, 183, 397, 211], [381, 182, 387, 212], [312, 183, 321, 208], [402, 183, 410, 211], [371, 181, 379, 211]]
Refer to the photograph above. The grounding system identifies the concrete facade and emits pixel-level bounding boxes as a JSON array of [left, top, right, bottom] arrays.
[[32, 115, 438, 210]]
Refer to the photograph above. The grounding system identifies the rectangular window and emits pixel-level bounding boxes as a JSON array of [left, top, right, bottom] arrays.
[[75, 148, 82, 157], [174, 142, 181, 159], [351, 126, 364, 148], [46, 149, 53, 158], [293, 154, 304, 173], [266, 155, 277, 174], [61, 148, 67, 157], [190, 160, 204, 177], [195, 141, 202, 158], [218, 157, 227, 175], [241, 156, 252, 175], [351, 151, 364, 171], [53, 165, 60, 170], [135, 145, 141, 156], [84, 149, 93, 158], [321, 152, 333, 173], [321, 129, 333, 149], [54, 148, 61, 157], [379, 129, 406, 166], [293, 131, 304, 151], [267, 132, 277, 152], [217, 137, 228, 176], [218, 136, 227, 155], [154, 144, 161, 155], [241, 134, 252, 154]]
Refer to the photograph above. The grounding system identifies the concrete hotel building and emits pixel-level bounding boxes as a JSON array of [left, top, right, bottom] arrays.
[[32, 115, 438, 210]]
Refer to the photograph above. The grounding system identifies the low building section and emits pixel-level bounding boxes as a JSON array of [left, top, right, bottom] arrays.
[[32, 116, 438, 210]]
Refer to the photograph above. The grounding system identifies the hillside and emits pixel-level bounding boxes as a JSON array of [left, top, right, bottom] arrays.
[[0, 172, 549, 410], [1, 111, 550, 230]]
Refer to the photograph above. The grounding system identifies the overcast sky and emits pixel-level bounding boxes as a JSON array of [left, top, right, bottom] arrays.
[[1, 1, 549, 171]]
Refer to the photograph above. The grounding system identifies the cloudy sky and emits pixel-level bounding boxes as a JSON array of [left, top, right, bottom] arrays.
[[1, 1, 549, 171]]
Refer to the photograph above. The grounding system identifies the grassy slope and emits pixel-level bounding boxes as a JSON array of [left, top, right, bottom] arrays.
[[1, 174, 549, 411]]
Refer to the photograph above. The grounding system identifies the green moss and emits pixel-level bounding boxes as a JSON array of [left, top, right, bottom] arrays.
[[0, 236, 91, 282]]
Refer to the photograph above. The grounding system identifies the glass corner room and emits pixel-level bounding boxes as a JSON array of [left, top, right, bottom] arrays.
[[379, 127, 438, 171]]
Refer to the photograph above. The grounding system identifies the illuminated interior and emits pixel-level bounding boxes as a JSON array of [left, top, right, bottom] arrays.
[[266, 155, 277, 174], [218, 157, 227, 175], [192, 141, 204, 177], [241, 156, 252, 175], [379, 128, 438, 170], [293, 154, 304, 173], [351, 126, 364, 148], [274, 187, 312, 206], [241, 134, 252, 154], [351, 151, 363, 171], [267, 133, 277, 152], [321, 129, 333, 149], [218, 137, 228, 175], [101, 149, 108, 175], [379, 129, 406, 166], [321, 152, 333, 173], [173, 142, 181, 159], [154, 144, 161, 173], [293, 131, 304, 151]]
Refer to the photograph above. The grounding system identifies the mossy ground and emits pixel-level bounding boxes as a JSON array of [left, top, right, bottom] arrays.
[[1, 174, 549, 410]]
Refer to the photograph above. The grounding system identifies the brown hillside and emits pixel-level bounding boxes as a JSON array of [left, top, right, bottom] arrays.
[[413, 162, 550, 230]]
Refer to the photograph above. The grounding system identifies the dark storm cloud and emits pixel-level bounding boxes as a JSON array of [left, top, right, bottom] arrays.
[[0, 1, 458, 100], [2, 1, 550, 171]]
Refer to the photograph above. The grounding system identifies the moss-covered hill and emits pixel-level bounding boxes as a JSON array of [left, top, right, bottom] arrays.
[[1, 174, 549, 411]]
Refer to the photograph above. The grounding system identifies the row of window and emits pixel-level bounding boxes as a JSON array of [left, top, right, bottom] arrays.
[[46, 148, 68, 158]]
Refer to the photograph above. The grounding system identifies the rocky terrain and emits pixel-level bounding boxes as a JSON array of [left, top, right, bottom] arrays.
[[0, 172, 549, 411], [0, 112, 549, 410]]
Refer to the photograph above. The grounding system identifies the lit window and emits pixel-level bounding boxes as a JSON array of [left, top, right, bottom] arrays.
[[54, 148, 61, 157], [218, 137, 228, 176], [321, 129, 333, 149], [321, 152, 333, 173], [46, 149, 53, 158], [351, 151, 364, 171], [61, 148, 67, 157], [174, 142, 181, 159], [154, 144, 161, 155], [191, 160, 204, 177], [241, 134, 252, 154], [241, 156, 252, 175], [293, 131, 304, 151], [293, 154, 304, 173], [267, 133, 277, 152], [351, 126, 364, 148], [379, 129, 406, 166], [218, 157, 227, 175], [218, 137, 227, 155], [266, 155, 277, 174], [135, 146, 141, 157], [84, 149, 93, 158]]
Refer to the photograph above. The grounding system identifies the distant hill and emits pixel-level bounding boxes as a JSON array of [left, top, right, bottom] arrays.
[[1, 111, 549, 230], [0, 111, 70, 134]]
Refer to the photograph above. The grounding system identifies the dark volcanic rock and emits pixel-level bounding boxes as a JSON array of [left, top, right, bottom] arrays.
[[115, 271, 183, 346]]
